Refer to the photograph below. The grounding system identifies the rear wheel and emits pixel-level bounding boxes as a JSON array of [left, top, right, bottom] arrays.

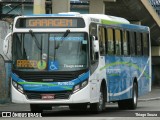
[[128, 82, 138, 109], [90, 86, 106, 113], [118, 82, 138, 109]]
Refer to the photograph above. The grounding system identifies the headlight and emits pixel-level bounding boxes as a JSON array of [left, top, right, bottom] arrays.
[[12, 81, 18, 88], [73, 80, 88, 93], [12, 80, 24, 94], [81, 80, 88, 88], [73, 84, 80, 93], [17, 85, 24, 93]]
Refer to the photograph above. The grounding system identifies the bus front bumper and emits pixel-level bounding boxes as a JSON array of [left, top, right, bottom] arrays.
[[11, 84, 90, 104]]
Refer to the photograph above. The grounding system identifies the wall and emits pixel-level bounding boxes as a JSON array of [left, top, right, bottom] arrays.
[[0, 21, 11, 103]]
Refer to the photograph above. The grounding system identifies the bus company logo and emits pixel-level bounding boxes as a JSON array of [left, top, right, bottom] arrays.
[[107, 69, 121, 74]]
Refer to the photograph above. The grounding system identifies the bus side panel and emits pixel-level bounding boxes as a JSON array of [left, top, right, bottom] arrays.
[[106, 55, 132, 101], [106, 55, 150, 102], [121, 56, 132, 100], [138, 56, 150, 97], [130, 56, 150, 97], [106, 55, 120, 101]]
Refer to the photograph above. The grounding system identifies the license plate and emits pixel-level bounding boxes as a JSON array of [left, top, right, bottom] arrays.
[[41, 94, 55, 100]]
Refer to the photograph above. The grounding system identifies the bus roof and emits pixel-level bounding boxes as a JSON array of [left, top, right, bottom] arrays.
[[16, 13, 149, 32], [22, 12, 130, 24]]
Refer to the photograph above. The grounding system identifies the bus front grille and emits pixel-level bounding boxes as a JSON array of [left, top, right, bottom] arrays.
[[25, 91, 72, 100], [12, 69, 87, 82]]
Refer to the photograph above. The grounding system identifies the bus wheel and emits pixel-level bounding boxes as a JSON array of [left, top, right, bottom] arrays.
[[30, 104, 43, 113], [128, 82, 138, 109], [118, 82, 138, 110], [69, 104, 87, 111], [90, 87, 105, 113]]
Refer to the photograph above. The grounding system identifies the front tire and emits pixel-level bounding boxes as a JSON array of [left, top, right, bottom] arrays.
[[90, 86, 106, 113]]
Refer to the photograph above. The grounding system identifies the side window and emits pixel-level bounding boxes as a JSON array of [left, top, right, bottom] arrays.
[[123, 31, 128, 55], [107, 28, 114, 55], [115, 29, 121, 55], [99, 26, 106, 55], [136, 32, 142, 55], [127, 31, 130, 55], [143, 33, 149, 56], [89, 23, 97, 61], [89, 23, 97, 37], [129, 31, 136, 55]]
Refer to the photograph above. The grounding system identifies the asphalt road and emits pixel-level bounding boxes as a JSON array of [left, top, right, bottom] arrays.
[[0, 99, 160, 119], [1, 87, 160, 119], [42, 99, 160, 117]]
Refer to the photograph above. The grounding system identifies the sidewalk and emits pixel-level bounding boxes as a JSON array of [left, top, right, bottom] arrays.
[[0, 87, 160, 111], [138, 86, 160, 101]]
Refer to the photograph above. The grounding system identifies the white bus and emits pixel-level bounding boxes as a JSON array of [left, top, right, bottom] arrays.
[[3, 13, 151, 113]]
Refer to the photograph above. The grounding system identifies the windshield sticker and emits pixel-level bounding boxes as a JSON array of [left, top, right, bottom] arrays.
[[16, 60, 37, 68], [82, 40, 87, 44], [48, 61, 59, 71], [64, 64, 84, 68], [49, 37, 84, 41], [37, 60, 47, 70]]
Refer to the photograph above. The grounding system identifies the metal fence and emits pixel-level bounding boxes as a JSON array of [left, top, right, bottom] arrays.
[[149, 0, 160, 16]]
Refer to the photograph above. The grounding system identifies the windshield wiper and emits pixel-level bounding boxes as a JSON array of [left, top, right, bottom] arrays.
[[29, 30, 44, 65], [55, 29, 70, 49], [29, 30, 42, 50], [53, 29, 70, 61]]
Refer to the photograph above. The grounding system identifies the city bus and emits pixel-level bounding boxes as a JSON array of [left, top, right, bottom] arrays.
[[3, 12, 151, 113]]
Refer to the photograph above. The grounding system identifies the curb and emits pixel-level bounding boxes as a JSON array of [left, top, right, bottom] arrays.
[[139, 97, 160, 102]]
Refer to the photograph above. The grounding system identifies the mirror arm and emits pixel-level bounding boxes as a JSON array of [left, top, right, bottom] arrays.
[[3, 32, 12, 60]]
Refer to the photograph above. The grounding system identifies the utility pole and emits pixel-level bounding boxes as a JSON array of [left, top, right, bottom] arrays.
[[52, 0, 70, 14], [33, 0, 46, 14]]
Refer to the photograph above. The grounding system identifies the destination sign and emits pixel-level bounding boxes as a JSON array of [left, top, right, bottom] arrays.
[[28, 19, 74, 27], [16, 18, 85, 28]]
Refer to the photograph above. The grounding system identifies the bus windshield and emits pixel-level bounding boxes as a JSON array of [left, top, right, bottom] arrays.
[[12, 32, 88, 71]]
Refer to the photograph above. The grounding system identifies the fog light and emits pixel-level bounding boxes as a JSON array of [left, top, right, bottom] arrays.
[[17, 85, 24, 93]]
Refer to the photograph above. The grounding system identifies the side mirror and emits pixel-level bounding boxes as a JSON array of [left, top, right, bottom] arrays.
[[3, 32, 12, 60]]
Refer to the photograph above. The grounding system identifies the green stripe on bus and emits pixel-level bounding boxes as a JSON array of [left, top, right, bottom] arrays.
[[18, 82, 72, 90], [101, 19, 126, 25], [18, 82, 57, 86], [100, 61, 150, 79]]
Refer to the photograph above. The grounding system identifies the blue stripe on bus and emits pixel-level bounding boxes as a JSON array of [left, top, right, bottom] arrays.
[[120, 24, 149, 30], [11, 71, 90, 91]]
